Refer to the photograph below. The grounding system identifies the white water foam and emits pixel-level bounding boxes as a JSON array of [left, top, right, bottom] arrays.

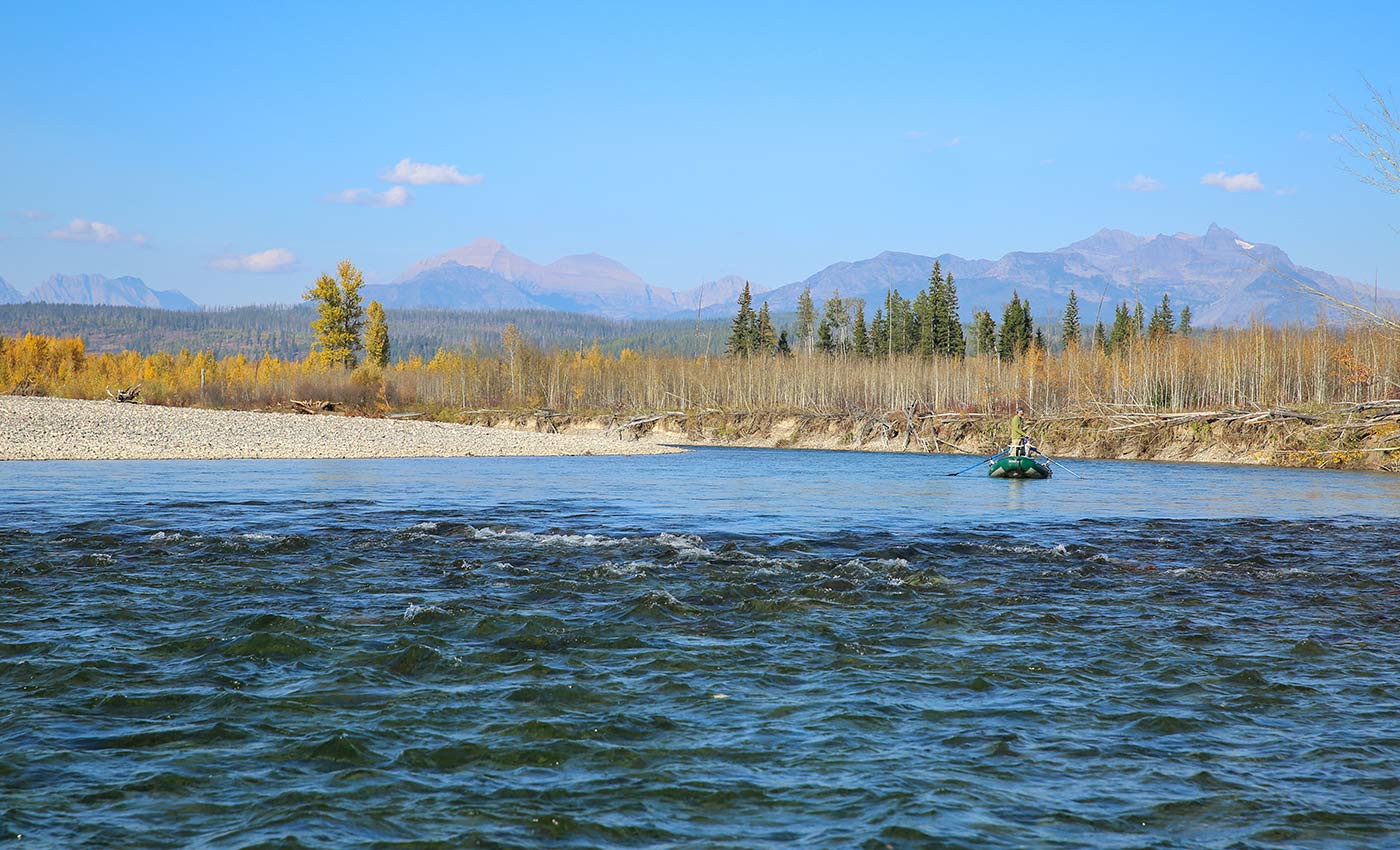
[[402, 603, 448, 622]]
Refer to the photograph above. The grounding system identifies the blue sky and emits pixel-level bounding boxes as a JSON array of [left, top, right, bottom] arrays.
[[3, 1, 1399, 305]]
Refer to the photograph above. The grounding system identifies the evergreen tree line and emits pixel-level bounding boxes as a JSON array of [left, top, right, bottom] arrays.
[[728, 262, 1061, 363], [724, 282, 791, 356], [727, 276, 1206, 363], [732, 262, 972, 359], [1063, 290, 1194, 356]]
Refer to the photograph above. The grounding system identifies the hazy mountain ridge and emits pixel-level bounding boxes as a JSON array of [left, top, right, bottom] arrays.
[[0, 277, 25, 305], [708, 224, 1397, 326], [382, 238, 752, 318], [11, 225, 1393, 324], [10, 273, 199, 311]]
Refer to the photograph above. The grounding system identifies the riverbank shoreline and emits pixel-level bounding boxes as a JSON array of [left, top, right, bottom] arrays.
[[5, 395, 1397, 470], [450, 406, 1400, 472], [0, 396, 681, 461]]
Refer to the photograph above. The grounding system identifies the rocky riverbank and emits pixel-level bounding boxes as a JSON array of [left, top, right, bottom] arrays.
[[0, 396, 681, 461]]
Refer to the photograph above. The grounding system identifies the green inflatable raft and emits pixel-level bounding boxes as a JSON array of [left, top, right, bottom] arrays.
[[988, 455, 1052, 479]]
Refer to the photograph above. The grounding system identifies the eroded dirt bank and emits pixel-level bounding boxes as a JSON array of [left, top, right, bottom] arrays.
[[449, 404, 1400, 472]]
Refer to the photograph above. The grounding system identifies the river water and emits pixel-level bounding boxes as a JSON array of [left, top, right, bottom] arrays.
[[3, 448, 1399, 848]]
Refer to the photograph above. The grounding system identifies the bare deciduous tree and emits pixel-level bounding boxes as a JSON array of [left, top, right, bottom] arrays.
[[1336, 78, 1400, 194]]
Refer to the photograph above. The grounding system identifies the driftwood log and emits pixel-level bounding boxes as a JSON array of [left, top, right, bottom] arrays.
[[606, 411, 686, 440], [7, 376, 38, 396], [105, 383, 142, 403], [288, 399, 340, 415]]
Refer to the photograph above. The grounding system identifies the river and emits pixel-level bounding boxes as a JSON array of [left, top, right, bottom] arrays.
[[4, 448, 1399, 848]]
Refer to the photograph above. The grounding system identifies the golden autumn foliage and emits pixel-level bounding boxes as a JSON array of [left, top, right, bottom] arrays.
[[2, 324, 1398, 417]]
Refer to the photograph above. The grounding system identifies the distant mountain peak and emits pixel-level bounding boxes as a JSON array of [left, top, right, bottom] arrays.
[[362, 224, 1387, 327], [25, 272, 198, 310], [392, 237, 528, 283], [382, 239, 680, 318], [0, 275, 24, 305]]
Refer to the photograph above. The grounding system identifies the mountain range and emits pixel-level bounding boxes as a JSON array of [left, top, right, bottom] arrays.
[[5, 225, 1395, 325], [0, 273, 199, 311], [363, 238, 745, 318], [364, 226, 1397, 327]]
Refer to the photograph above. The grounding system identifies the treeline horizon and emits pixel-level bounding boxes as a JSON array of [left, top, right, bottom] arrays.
[[5, 257, 1396, 419], [4, 320, 1395, 419], [0, 302, 741, 360], [724, 264, 1194, 362]]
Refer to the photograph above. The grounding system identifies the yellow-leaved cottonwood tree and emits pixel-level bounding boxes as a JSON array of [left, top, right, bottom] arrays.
[[304, 260, 366, 368], [366, 300, 390, 367]]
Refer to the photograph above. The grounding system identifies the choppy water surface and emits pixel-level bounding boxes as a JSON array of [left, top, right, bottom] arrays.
[[4, 448, 1400, 849]]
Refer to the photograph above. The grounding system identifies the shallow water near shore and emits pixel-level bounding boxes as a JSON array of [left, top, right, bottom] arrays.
[[4, 448, 1400, 848]]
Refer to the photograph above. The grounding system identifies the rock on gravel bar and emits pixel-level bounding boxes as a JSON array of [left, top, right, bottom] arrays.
[[0, 397, 681, 460]]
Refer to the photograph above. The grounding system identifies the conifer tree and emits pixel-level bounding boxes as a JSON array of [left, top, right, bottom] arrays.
[[851, 301, 869, 356], [817, 320, 834, 353], [998, 292, 1033, 361], [1148, 293, 1174, 340], [1062, 290, 1081, 350], [973, 310, 997, 357], [1132, 300, 1146, 336], [776, 329, 792, 355], [1021, 297, 1034, 351], [882, 291, 898, 354], [756, 301, 778, 354], [795, 287, 816, 354], [365, 299, 390, 367], [919, 262, 945, 358], [871, 309, 888, 358], [821, 291, 849, 354], [726, 282, 757, 356], [1109, 302, 1136, 354], [915, 284, 937, 358], [1178, 305, 1193, 336], [1094, 321, 1109, 353], [884, 290, 912, 355], [304, 259, 367, 368], [942, 273, 965, 358], [903, 295, 920, 353]]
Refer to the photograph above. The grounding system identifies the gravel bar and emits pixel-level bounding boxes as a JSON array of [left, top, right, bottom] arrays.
[[0, 396, 681, 460]]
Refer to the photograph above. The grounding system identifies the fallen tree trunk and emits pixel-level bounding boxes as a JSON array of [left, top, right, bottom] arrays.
[[288, 399, 340, 414], [106, 383, 141, 403]]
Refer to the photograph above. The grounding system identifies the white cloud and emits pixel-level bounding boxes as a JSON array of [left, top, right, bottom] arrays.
[[209, 248, 299, 274], [1274, 186, 1297, 197], [1201, 171, 1264, 192], [381, 158, 483, 186], [1297, 131, 1313, 142], [1119, 174, 1163, 192], [20, 209, 49, 221], [327, 186, 413, 208], [1041, 157, 1057, 166], [48, 218, 145, 244], [903, 130, 927, 140], [945, 136, 962, 147]]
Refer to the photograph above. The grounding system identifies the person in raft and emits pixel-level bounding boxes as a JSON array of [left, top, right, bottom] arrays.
[[1009, 406, 1030, 456]]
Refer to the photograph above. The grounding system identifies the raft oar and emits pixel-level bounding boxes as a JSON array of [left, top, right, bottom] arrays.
[[946, 449, 1008, 476], [1031, 447, 1084, 479]]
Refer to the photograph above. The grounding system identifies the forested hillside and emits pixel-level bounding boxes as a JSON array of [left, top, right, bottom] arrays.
[[0, 303, 737, 359]]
